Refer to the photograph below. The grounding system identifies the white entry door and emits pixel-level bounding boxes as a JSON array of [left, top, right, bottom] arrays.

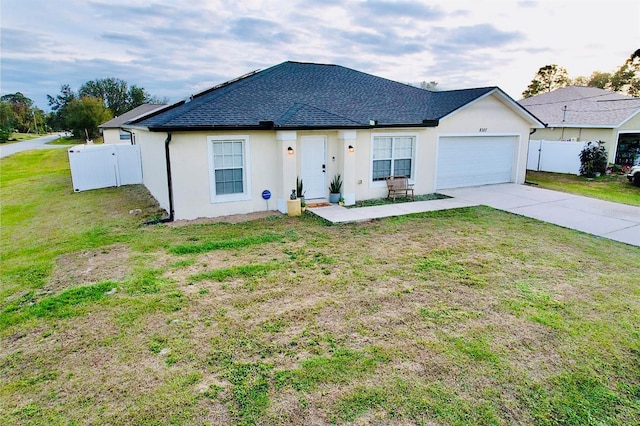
[[301, 136, 326, 199]]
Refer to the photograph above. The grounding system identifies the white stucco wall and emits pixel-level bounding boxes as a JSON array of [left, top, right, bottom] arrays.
[[435, 94, 535, 185], [169, 131, 280, 220], [102, 128, 123, 144], [133, 92, 538, 220], [134, 129, 170, 212]]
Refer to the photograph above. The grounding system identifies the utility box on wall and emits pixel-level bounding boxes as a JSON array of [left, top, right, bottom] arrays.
[[68, 143, 142, 192]]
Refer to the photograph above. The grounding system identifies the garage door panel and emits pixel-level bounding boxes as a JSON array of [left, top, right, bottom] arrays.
[[436, 137, 515, 189]]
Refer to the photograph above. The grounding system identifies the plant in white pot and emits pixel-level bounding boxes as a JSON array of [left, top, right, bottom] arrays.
[[328, 174, 342, 203]]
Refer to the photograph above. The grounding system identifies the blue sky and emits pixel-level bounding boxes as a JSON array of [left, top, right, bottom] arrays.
[[2, 0, 638, 111]]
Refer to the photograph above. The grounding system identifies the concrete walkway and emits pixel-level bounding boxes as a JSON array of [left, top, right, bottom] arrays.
[[309, 197, 479, 222], [309, 183, 640, 247]]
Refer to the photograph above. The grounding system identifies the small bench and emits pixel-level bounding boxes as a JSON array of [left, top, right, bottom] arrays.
[[385, 175, 414, 201]]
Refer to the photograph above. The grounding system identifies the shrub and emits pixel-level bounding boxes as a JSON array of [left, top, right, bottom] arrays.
[[0, 126, 11, 144], [579, 141, 607, 177]]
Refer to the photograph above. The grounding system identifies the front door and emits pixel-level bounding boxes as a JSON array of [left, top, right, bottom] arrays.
[[301, 136, 326, 199]]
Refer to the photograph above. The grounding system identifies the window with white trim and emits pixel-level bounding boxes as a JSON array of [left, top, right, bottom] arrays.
[[372, 135, 415, 181], [208, 136, 251, 202]]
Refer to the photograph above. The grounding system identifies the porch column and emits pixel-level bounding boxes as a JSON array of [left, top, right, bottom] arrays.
[[339, 130, 357, 206], [276, 131, 297, 213]]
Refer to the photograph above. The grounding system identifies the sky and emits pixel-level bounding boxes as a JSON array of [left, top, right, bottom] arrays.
[[1, 0, 639, 111]]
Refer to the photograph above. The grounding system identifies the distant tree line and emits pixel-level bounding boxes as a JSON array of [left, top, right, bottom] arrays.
[[47, 78, 167, 139], [522, 49, 640, 98], [0, 78, 165, 143], [0, 92, 47, 143]]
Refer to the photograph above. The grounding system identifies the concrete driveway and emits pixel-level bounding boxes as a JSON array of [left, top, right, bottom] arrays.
[[440, 184, 640, 247]]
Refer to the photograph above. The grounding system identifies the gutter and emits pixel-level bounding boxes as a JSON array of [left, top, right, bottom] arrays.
[[145, 120, 440, 133]]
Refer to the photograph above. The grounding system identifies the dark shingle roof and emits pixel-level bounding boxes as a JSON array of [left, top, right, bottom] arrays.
[[131, 62, 499, 130], [99, 104, 166, 128]]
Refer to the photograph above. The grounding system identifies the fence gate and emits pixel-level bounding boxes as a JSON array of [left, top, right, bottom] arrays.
[[527, 140, 588, 175], [68, 143, 142, 192]]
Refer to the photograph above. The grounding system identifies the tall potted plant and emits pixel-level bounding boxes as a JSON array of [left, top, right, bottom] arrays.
[[296, 177, 305, 201], [328, 174, 342, 203]]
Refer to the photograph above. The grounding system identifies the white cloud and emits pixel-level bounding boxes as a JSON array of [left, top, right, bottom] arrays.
[[1, 0, 638, 109]]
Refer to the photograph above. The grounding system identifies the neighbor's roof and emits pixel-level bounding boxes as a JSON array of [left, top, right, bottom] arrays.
[[130, 61, 541, 131], [519, 86, 640, 128], [99, 104, 166, 129]]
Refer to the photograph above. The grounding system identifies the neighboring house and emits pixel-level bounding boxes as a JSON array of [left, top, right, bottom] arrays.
[[519, 86, 640, 166], [99, 104, 166, 144], [126, 61, 543, 221]]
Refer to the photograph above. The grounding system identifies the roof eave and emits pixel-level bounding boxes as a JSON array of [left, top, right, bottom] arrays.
[[545, 123, 617, 129], [144, 120, 440, 132]]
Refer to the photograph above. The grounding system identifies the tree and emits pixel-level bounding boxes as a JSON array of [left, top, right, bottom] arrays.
[[0, 101, 13, 143], [587, 71, 612, 89], [1, 92, 35, 133], [79, 78, 161, 116], [420, 81, 439, 91], [522, 65, 570, 98], [572, 71, 612, 88], [64, 96, 113, 139], [47, 79, 164, 134], [47, 84, 76, 130], [610, 49, 640, 96]]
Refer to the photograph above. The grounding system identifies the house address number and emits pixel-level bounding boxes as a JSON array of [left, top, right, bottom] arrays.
[[479, 128, 488, 132]]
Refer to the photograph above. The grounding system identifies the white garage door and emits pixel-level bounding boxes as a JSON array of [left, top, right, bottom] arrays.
[[436, 136, 516, 189]]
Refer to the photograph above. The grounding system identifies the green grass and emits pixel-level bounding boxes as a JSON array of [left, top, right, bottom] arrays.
[[347, 192, 449, 208], [0, 281, 116, 329], [526, 170, 640, 206], [1, 132, 49, 144], [169, 233, 288, 254], [1, 149, 639, 425], [46, 136, 103, 145], [189, 262, 281, 283]]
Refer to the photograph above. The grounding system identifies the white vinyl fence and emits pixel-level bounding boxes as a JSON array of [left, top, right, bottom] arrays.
[[68, 143, 142, 192], [527, 140, 589, 175]]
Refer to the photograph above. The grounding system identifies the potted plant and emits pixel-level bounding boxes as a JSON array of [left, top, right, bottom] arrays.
[[300, 199, 307, 212], [328, 174, 342, 203], [338, 196, 345, 206], [296, 177, 305, 202]]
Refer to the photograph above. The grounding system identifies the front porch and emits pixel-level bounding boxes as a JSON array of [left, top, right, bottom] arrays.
[[307, 197, 479, 223]]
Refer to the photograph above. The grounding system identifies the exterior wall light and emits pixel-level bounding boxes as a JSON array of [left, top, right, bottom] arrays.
[[348, 145, 354, 152], [287, 146, 294, 155]]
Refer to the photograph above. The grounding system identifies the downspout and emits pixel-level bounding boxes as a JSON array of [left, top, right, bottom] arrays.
[[164, 132, 175, 222], [121, 128, 134, 145], [145, 132, 174, 224]]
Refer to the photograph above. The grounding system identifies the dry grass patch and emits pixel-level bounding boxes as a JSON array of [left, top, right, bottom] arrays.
[[48, 244, 132, 291], [2, 150, 640, 425]]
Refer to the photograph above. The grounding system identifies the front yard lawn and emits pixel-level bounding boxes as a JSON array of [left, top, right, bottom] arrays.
[[526, 170, 640, 206], [1, 149, 640, 425]]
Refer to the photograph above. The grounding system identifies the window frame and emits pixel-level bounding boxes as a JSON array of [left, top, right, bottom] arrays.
[[207, 135, 252, 203], [370, 133, 417, 186]]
